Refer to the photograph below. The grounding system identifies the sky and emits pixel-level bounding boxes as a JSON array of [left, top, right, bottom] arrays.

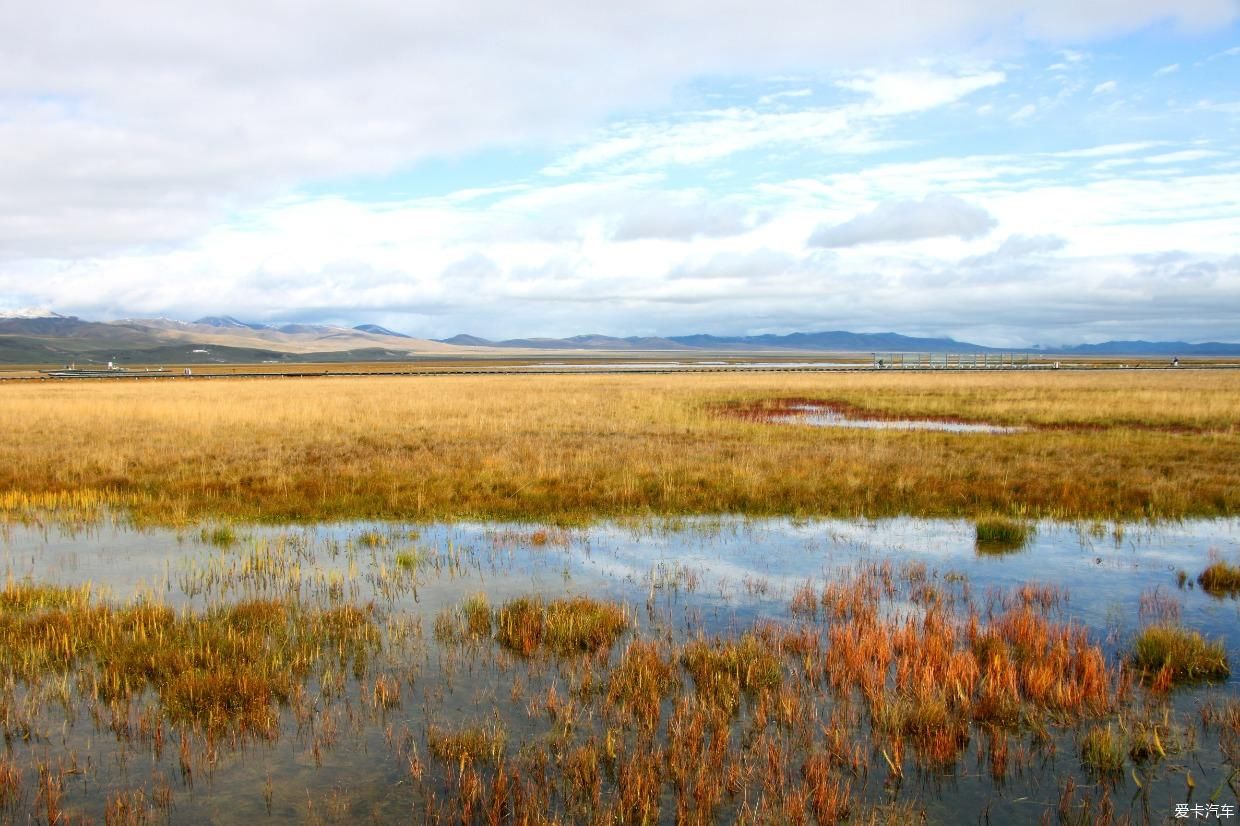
[[1, 1, 1238, 346]]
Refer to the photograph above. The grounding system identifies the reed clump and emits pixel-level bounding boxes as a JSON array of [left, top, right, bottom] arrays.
[[0, 587, 379, 736], [1130, 624, 1230, 685], [607, 640, 678, 729], [0, 757, 18, 808], [1198, 558, 1240, 595], [426, 723, 506, 767], [974, 517, 1033, 552], [1079, 725, 1125, 774], [681, 633, 782, 714], [461, 593, 492, 639], [495, 596, 629, 657]]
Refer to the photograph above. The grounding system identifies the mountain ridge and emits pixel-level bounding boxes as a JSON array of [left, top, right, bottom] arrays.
[[2, 310, 1239, 363]]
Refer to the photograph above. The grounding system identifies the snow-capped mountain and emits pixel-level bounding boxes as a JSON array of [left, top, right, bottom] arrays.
[[0, 307, 70, 320]]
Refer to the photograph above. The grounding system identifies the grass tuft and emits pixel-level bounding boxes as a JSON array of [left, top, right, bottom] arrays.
[[1198, 559, 1240, 596], [495, 596, 629, 657], [1079, 725, 1125, 773], [426, 723, 506, 766], [681, 633, 782, 714], [201, 524, 237, 547], [974, 517, 1033, 552], [1130, 624, 1229, 685]]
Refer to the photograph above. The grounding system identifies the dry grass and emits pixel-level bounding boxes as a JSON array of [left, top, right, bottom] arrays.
[[426, 722, 507, 767], [494, 596, 629, 657], [0, 371, 1236, 525], [0, 582, 378, 737], [1198, 557, 1240, 595]]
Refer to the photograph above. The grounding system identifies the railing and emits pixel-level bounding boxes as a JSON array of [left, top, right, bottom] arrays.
[[871, 352, 1036, 369]]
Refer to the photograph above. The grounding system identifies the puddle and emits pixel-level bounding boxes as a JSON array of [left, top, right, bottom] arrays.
[[516, 361, 859, 370], [0, 516, 1236, 823], [776, 404, 1021, 433], [733, 399, 1023, 433]]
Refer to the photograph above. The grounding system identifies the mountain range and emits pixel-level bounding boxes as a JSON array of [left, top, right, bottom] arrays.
[[1, 310, 1238, 364]]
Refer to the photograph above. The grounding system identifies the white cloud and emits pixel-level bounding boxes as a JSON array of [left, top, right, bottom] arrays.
[[1144, 149, 1225, 163], [1010, 103, 1038, 122], [836, 69, 1005, 114], [808, 193, 998, 248], [1053, 142, 1161, 158], [757, 88, 813, 105], [1092, 80, 1118, 94], [612, 200, 762, 241], [1, 1, 1233, 260], [1154, 63, 1181, 76], [1, 2, 1238, 343]]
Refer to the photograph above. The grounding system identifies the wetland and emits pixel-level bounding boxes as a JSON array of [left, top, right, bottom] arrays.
[[0, 516, 1238, 823], [0, 369, 1238, 823]]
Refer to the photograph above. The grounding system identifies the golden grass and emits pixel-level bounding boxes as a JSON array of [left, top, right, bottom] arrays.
[[494, 596, 630, 657], [0, 370, 1236, 525], [0, 583, 378, 737], [1198, 558, 1240, 595], [426, 722, 507, 767]]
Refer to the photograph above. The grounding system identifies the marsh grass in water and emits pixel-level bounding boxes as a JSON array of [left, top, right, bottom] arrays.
[[1198, 557, 1240, 596], [495, 596, 629, 657], [1, 517, 1239, 823], [0, 581, 378, 737], [974, 516, 1034, 553], [1079, 725, 1126, 774], [1130, 624, 1230, 686]]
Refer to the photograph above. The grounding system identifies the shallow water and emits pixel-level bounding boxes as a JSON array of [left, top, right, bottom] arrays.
[[1, 516, 1238, 823], [774, 403, 1022, 433], [515, 361, 859, 370]]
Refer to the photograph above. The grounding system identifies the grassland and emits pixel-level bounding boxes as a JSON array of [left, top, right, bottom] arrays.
[[0, 370, 1237, 525]]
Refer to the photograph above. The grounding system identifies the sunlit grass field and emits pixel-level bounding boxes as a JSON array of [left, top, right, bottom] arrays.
[[1, 370, 1237, 525]]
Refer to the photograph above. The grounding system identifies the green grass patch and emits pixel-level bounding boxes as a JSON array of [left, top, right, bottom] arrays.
[[1130, 624, 1230, 684], [201, 524, 238, 547], [1079, 725, 1124, 773], [974, 517, 1034, 553]]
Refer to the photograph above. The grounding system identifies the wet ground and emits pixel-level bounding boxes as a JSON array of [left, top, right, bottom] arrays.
[[1, 516, 1237, 823], [771, 403, 1023, 433]]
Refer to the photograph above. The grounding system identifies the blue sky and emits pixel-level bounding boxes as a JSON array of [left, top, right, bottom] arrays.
[[1, 2, 1238, 345]]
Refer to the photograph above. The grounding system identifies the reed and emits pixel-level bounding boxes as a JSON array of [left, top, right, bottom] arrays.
[[1198, 558, 1240, 595], [1130, 624, 1230, 685], [681, 633, 782, 714], [495, 596, 629, 657], [1079, 724, 1125, 773], [426, 722, 506, 766], [974, 517, 1034, 552]]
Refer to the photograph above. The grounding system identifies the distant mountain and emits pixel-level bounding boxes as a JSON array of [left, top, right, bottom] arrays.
[[1055, 340, 1240, 356], [354, 324, 410, 338], [439, 334, 495, 347], [0, 307, 70, 320], [194, 315, 269, 330], [437, 333, 692, 350], [0, 311, 459, 364], [4, 308, 1238, 364], [436, 330, 990, 352], [667, 331, 990, 352]]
